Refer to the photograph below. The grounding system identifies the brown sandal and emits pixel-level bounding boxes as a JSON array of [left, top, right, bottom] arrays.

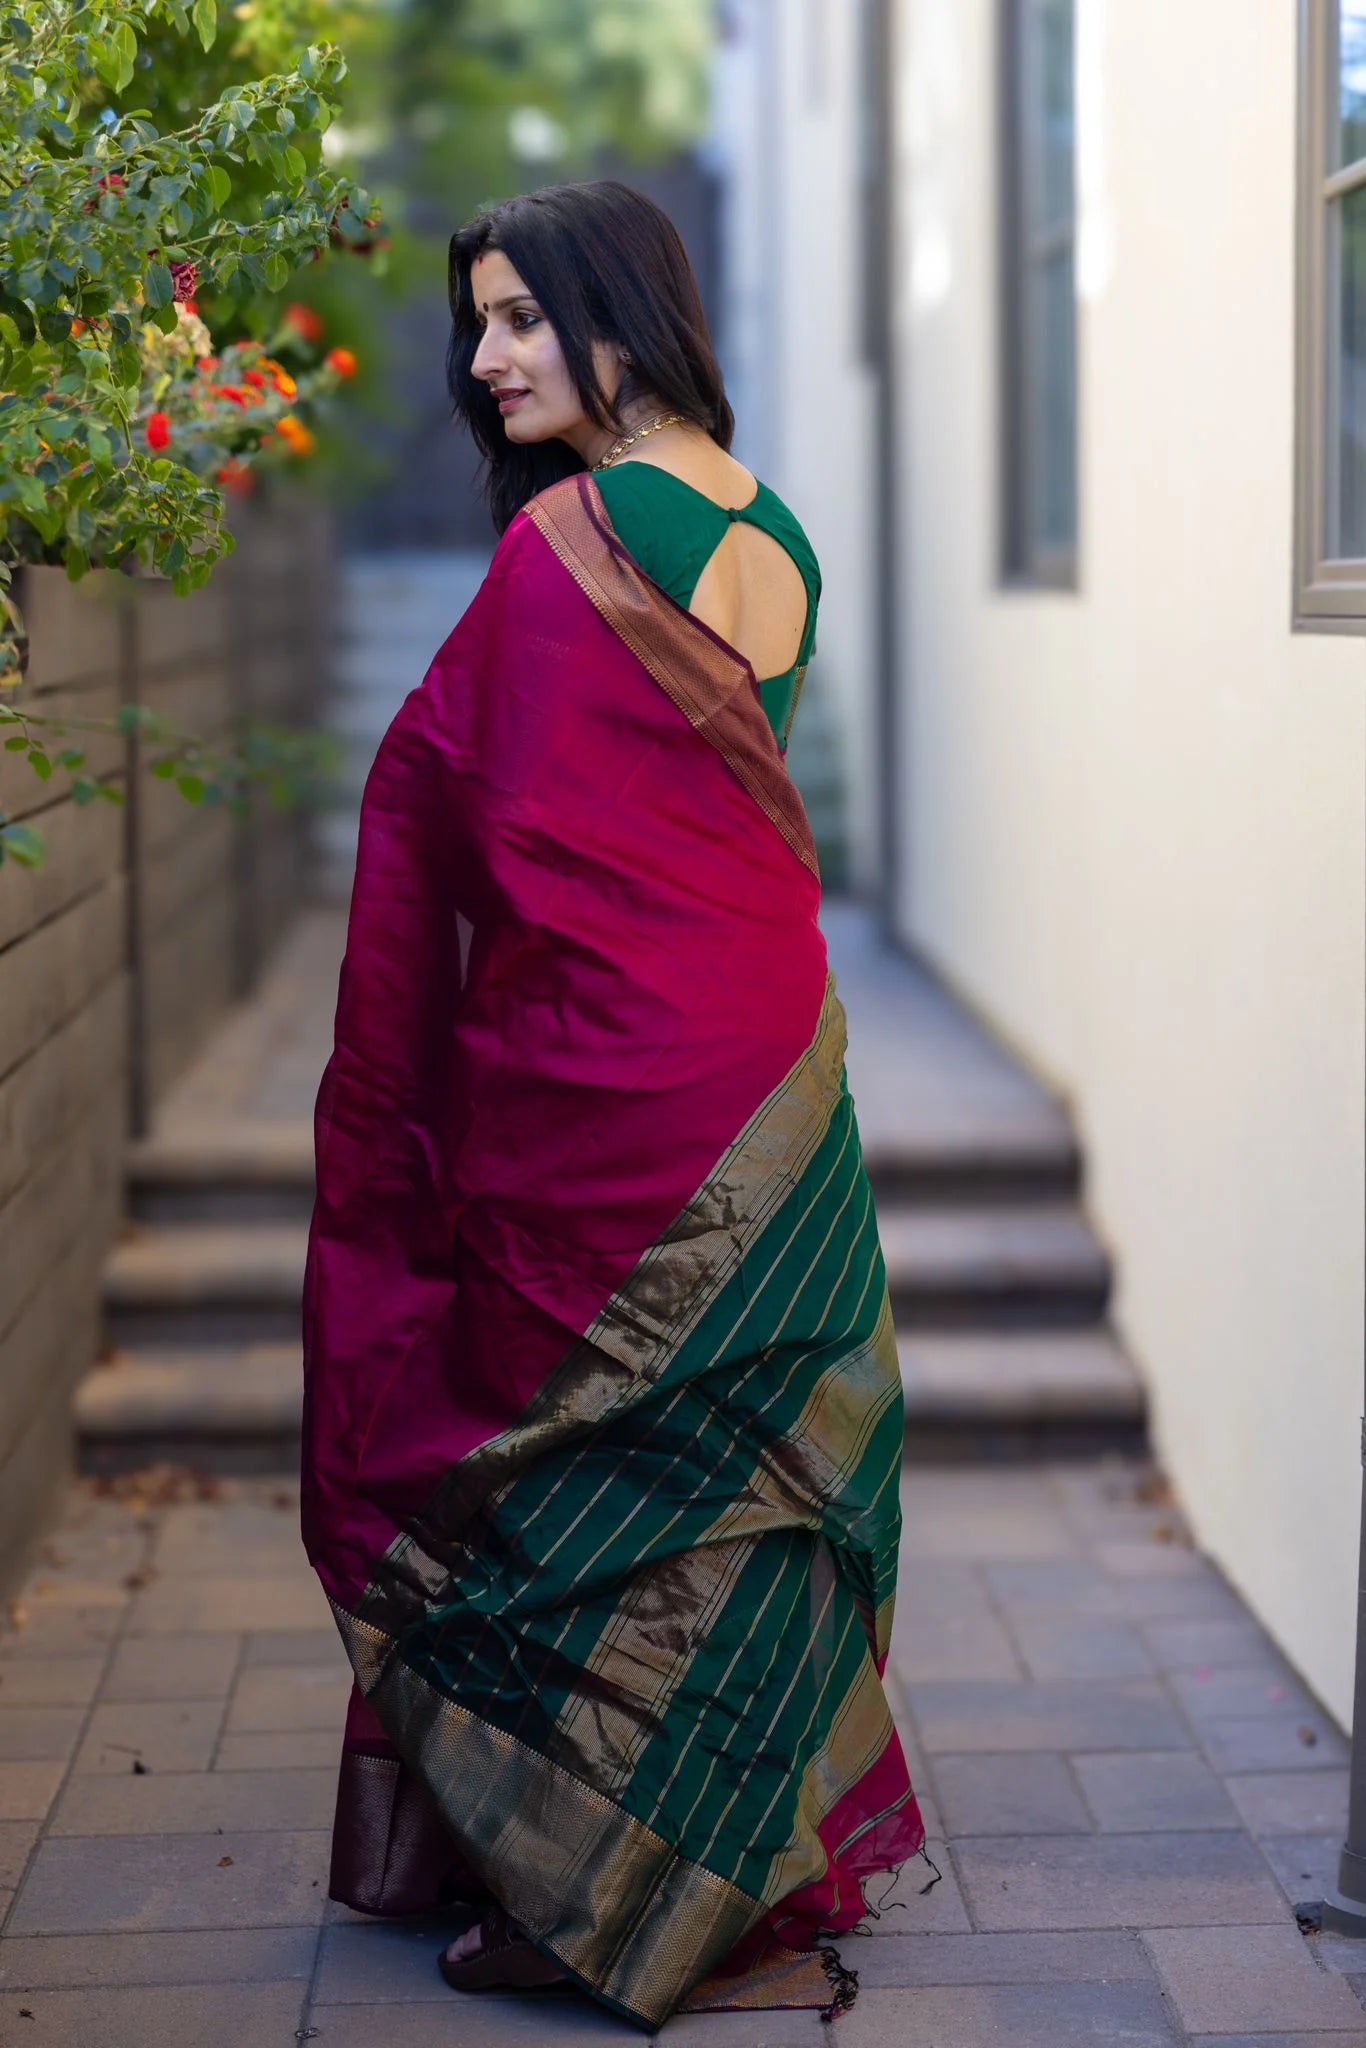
[[438, 1904, 567, 1994]]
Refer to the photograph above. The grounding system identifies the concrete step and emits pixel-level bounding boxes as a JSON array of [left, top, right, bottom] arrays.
[[865, 1126, 1080, 1204], [128, 1123, 314, 1223], [76, 1345, 302, 1475], [104, 1223, 307, 1348], [900, 1329, 1144, 1458], [880, 1204, 1110, 1329]]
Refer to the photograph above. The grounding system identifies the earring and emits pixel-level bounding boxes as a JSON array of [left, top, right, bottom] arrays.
[[621, 349, 633, 365]]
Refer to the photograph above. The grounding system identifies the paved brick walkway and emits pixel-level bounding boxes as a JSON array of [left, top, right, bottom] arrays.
[[0, 1457, 1362, 2045]]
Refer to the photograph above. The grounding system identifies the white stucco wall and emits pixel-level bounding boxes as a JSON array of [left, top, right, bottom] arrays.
[[894, 0, 1366, 1725], [713, 0, 882, 887]]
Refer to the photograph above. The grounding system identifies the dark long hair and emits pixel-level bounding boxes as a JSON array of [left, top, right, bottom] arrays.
[[447, 180, 734, 535]]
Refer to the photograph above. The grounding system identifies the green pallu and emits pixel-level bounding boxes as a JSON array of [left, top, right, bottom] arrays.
[[333, 978, 922, 2028]]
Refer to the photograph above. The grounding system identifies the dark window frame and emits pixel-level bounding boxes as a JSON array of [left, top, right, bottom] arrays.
[[999, 0, 1079, 591], [1295, 0, 1366, 632]]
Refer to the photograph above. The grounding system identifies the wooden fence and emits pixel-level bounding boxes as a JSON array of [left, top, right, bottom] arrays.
[[0, 488, 334, 1587]]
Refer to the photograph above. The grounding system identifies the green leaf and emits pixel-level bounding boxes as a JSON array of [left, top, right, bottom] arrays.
[[152, 302, 179, 335], [65, 547, 89, 582], [144, 260, 174, 310], [27, 749, 52, 781], [205, 164, 232, 211], [176, 772, 206, 804], [262, 250, 289, 293], [54, 748, 85, 770], [0, 821, 45, 868], [152, 758, 177, 778], [4, 735, 28, 752], [282, 145, 306, 185], [192, 0, 217, 51], [71, 776, 97, 805], [112, 341, 141, 388]]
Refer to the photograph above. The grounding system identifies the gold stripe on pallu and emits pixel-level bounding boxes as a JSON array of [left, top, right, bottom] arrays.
[[526, 473, 819, 878], [756, 1654, 900, 1908], [333, 1604, 761, 2030]]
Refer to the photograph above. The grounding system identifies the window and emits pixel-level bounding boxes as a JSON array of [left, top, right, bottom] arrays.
[[1000, 0, 1078, 588], [1296, 0, 1366, 629]]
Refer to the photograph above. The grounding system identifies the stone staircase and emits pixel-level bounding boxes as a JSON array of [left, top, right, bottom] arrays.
[[76, 903, 1144, 1471]]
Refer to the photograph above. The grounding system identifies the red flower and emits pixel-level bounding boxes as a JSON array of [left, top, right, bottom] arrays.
[[326, 346, 358, 379], [215, 386, 252, 408], [216, 457, 255, 496], [146, 411, 171, 451], [284, 302, 324, 344], [170, 261, 199, 304], [241, 368, 268, 389]]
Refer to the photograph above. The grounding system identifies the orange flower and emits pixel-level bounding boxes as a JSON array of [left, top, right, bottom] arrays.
[[275, 414, 317, 457], [283, 302, 324, 344], [326, 346, 358, 379], [146, 411, 171, 451], [196, 354, 219, 373], [216, 457, 255, 496]]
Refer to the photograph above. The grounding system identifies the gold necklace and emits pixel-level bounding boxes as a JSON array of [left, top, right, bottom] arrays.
[[592, 412, 688, 471]]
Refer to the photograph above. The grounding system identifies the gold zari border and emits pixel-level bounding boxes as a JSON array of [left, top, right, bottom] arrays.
[[334, 1604, 761, 2030]]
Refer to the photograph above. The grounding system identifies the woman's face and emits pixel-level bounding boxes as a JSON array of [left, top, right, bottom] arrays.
[[468, 248, 623, 456]]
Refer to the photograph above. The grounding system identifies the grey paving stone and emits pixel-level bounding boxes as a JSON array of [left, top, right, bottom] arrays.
[[848, 1927, 1152, 1987], [952, 1830, 1288, 1930], [314, 1918, 460, 2002], [0, 1981, 306, 2046], [907, 1678, 1187, 1754], [1171, 1666, 1319, 1722], [6, 1829, 330, 1933], [1072, 1750, 1241, 1832], [1142, 1615, 1282, 1670], [1225, 1772, 1351, 1838], [0, 1764, 62, 1823], [127, 1574, 329, 1636], [835, 1980, 1179, 2047], [1142, 1922, 1365, 2033], [0, 1927, 319, 1989], [657, 2013, 827, 2044], [1312, 1934, 1366, 1976], [889, 1607, 1022, 1683], [983, 1559, 1124, 1618], [0, 1658, 104, 1708], [151, 1501, 308, 1578], [224, 1664, 350, 1734], [100, 1635, 241, 1703], [1007, 1613, 1155, 1681], [0, 1605, 122, 1657], [1109, 1573, 1246, 1622], [1196, 1713, 1350, 1775], [1260, 1832, 1344, 1907], [214, 1729, 339, 1771], [50, 1767, 335, 1836], [0, 1821, 38, 1889], [73, 1700, 224, 1776], [1173, 2038, 1366, 2048], [931, 1752, 1091, 1836], [0, 1710, 81, 1764], [1096, 1540, 1208, 1579], [243, 1629, 346, 1668], [310, 1995, 642, 2043], [900, 1476, 1077, 1564], [857, 1841, 973, 1935]]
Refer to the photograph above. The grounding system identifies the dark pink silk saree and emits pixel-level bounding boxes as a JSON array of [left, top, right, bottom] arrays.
[[301, 472, 923, 2029]]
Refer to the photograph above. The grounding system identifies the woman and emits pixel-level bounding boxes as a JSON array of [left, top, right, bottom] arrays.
[[301, 179, 924, 2033]]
